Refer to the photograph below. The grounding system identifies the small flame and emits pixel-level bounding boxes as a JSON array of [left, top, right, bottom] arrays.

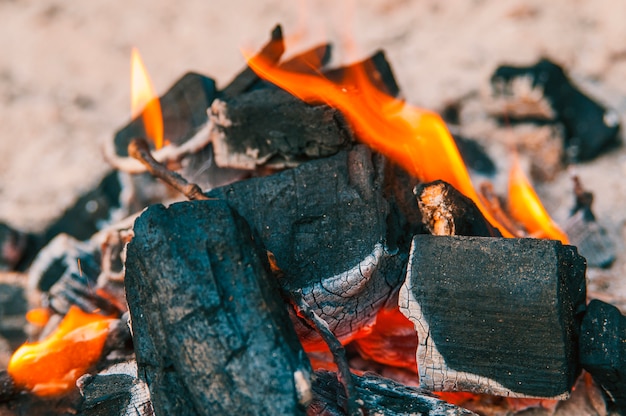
[[508, 156, 569, 243], [131, 47, 164, 149], [245, 50, 512, 237], [8, 306, 115, 397], [25, 307, 52, 327]]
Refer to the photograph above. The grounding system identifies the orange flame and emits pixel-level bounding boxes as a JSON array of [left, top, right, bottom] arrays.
[[8, 306, 115, 397], [508, 156, 569, 243], [25, 307, 52, 327], [245, 50, 513, 237], [131, 47, 164, 149]]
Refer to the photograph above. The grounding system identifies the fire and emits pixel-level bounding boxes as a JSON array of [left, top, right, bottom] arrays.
[[131, 47, 164, 149], [8, 306, 115, 397], [246, 49, 513, 237], [25, 307, 52, 327], [508, 156, 569, 244]]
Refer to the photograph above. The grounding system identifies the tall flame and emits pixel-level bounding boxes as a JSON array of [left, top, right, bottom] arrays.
[[508, 156, 569, 243], [131, 47, 164, 149], [246, 51, 513, 237], [8, 306, 115, 397]]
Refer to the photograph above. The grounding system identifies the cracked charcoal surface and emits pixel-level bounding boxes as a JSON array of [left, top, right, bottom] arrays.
[[125, 200, 310, 416], [207, 145, 410, 346]]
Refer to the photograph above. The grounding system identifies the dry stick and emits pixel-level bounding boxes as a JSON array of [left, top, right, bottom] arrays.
[[127, 138, 211, 201], [288, 289, 362, 416]]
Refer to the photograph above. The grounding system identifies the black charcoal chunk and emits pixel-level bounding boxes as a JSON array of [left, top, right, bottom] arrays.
[[323, 50, 400, 98], [580, 299, 626, 415], [125, 200, 311, 416], [209, 87, 352, 170], [114, 72, 217, 156], [401, 235, 587, 398], [207, 146, 408, 346], [491, 58, 621, 161], [221, 25, 284, 97]]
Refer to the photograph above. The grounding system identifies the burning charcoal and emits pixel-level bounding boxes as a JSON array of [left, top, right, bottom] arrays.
[[564, 176, 616, 268], [209, 87, 353, 170], [491, 58, 621, 161], [309, 370, 478, 416], [124, 200, 312, 415], [78, 361, 152, 416], [207, 146, 410, 348], [113, 72, 217, 157], [323, 50, 400, 98], [415, 180, 502, 237], [279, 44, 332, 74], [451, 134, 496, 176], [580, 299, 626, 415], [221, 25, 285, 97], [400, 235, 587, 398]]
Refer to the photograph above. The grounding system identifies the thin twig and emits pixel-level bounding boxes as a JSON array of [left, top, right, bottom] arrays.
[[287, 289, 362, 416], [127, 138, 211, 201]]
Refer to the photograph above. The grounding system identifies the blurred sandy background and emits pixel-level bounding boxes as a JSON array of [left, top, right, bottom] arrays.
[[2, 0, 626, 233]]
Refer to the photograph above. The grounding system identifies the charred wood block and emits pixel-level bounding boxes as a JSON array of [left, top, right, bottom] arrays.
[[308, 370, 478, 416], [207, 146, 409, 348], [209, 87, 353, 170], [415, 180, 502, 237], [279, 44, 332, 74], [221, 25, 285, 98], [491, 58, 621, 161], [114, 72, 217, 156], [125, 200, 312, 415], [580, 299, 626, 414], [323, 50, 400, 98], [399, 235, 587, 398]]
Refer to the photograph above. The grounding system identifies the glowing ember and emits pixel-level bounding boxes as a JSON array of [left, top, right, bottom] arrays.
[[246, 50, 512, 237], [508, 156, 569, 243], [25, 307, 52, 327], [131, 47, 164, 149], [353, 307, 417, 372], [8, 306, 115, 397]]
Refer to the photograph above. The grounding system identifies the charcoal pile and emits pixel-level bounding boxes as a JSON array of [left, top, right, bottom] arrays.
[[0, 24, 625, 416]]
